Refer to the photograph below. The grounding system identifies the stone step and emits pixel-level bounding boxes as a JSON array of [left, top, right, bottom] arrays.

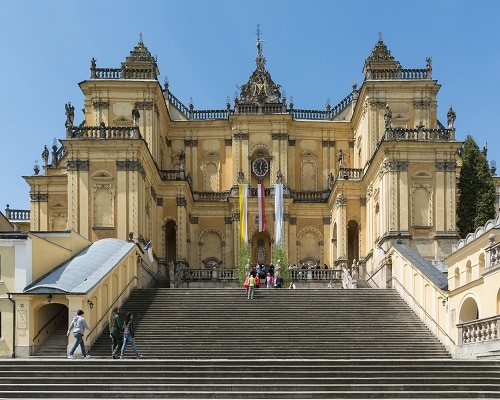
[[1, 359, 499, 398]]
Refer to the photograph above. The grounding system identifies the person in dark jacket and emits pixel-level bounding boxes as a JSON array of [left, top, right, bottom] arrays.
[[120, 312, 142, 359], [109, 307, 122, 359]]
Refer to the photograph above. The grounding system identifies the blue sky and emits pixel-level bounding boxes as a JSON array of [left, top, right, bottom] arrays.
[[1, 0, 499, 211]]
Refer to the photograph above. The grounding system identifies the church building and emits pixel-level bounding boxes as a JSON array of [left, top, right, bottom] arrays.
[[23, 31, 461, 285]]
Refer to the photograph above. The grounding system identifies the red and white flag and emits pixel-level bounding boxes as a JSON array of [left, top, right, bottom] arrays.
[[258, 183, 266, 232]]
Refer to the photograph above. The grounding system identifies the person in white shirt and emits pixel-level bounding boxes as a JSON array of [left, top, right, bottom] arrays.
[[67, 309, 91, 359]]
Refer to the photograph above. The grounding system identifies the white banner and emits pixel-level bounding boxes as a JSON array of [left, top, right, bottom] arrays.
[[274, 183, 283, 244]]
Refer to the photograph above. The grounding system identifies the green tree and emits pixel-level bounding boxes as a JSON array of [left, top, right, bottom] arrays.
[[235, 243, 251, 285], [457, 135, 496, 238]]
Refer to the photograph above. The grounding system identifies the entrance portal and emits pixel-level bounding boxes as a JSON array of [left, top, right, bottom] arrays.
[[251, 231, 271, 265]]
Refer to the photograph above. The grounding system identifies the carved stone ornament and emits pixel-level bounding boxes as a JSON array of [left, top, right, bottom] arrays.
[[237, 30, 281, 105]]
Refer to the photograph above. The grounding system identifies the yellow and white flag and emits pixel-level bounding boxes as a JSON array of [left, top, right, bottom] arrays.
[[239, 184, 248, 244]]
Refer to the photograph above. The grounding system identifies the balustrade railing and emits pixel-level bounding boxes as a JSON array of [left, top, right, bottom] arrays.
[[5, 208, 30, 221], [365, 68, 429, 80], [384, 127, 454, 141], [457, 315, 500, 344], [331, 92, 354, 116], [192, 191, 228, 202], [290, 269, 341, 281], [69, 126, 140, 140], [168, 92, 190, 116], [486, 242, 500, 272], [181, 268, 236, 281], [290, 190, 330, 203], [338, 168, 363, 180], [159, 170, 187, 181], [192, 110, 232, 120], [292, 109, 327, 120], [93, 67, 157, 80], [179, 268, 341, 283]]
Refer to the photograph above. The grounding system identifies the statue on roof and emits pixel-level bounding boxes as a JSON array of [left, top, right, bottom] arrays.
[[65, 102, 75, 127], [447, 105, 456, 129]]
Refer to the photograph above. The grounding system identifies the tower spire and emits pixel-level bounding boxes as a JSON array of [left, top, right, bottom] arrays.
[[255, 24, 266, 69]]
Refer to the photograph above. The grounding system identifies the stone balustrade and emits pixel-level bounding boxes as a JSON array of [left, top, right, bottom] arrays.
[[5, 207, 30, 221], [486, 242, 500, 272], [291, 269, 341, 281], [93, 67, 157, 80], [385, 127, 454, 141], [290, 190, 330, 203], [192, 191, 228, 202], [69, 126, 140, 140], [457, 315, 500, 344], [179, 268, 342, 283], [159, 170, 187, 181], [365, 67, 429, 80], [338, 168, 363, 180]]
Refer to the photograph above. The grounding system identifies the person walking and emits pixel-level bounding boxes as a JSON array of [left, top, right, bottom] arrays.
[[120, 312, 142, 359], [109, 307, 123, 359], [247, 274, 255, 300], [67, 309, 90, 359]]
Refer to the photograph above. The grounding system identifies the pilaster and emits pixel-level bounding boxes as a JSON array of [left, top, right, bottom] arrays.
[[335, 194, 347, 260], [176, 195, 188, 258]]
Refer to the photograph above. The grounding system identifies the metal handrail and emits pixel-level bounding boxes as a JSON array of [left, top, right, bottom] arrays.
[[365, 260, 386, 288], [85, 276, 138, 341], [33, 307, 66, 343], [390, 276, 455, 345]]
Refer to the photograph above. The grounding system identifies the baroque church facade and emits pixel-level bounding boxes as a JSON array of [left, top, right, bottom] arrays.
[[24, 33, 461, 282]]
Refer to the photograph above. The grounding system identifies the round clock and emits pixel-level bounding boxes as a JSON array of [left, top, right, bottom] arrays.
[[252, 156, 269, 177]]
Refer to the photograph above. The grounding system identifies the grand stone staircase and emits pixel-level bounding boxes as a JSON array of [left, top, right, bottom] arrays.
[[1, 288, 499, 398], [92, 288, 450, 359]]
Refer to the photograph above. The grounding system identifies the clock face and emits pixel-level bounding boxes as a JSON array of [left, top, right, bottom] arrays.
[[252, 157, 269, 177]]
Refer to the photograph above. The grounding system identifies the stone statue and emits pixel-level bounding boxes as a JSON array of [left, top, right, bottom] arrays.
[[41, 145, 49, 173], [179, 150, 185, 170], [384, 104, 392, 129], [426, 57, 432, 70], [237, 170, 244, 184], [245, 259, 251, 275], [275, 259, 281, 278], [276, 169, 283, 184], [132, 105, 140, 126], [65, 102, 75, 127], [42, 145, 49, 166], [328, 172, 334, 189], [337, 149, 344, 169], [447, 105, 456, 129]]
